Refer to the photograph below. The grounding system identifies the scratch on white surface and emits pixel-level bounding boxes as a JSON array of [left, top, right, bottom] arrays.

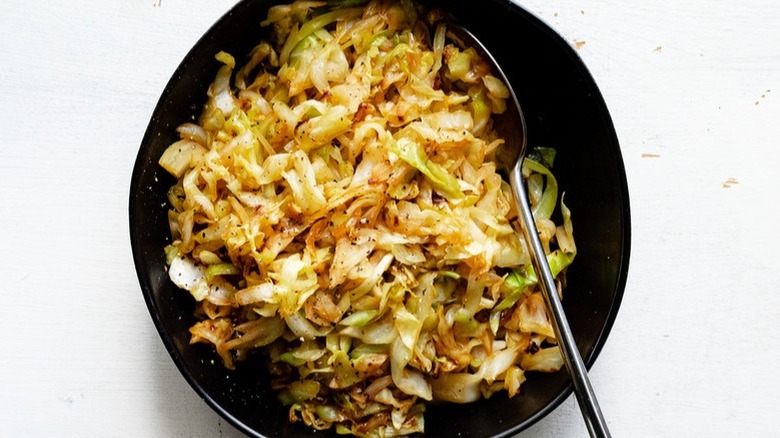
[[722, 177, 739, 188], [641, 153, 661, 158], [755, 89, 771, 105], [653, 46, 663, 52], [153, 0, 162, 7]]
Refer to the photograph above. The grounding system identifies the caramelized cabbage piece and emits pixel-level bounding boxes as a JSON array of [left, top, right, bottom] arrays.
[[159, 1, 576, 436]]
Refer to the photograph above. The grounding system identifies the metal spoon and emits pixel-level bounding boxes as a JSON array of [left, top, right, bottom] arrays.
[[447, 24, 611, 438]]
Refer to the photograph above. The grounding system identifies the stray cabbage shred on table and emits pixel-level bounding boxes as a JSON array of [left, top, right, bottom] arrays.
[[158, 0, 577, 435]]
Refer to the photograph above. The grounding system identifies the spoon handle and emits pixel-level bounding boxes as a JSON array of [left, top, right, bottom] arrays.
[[509, 161, 611, 438]]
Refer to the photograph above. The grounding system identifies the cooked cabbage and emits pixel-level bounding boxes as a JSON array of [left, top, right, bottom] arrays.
[[159, 1, 577, 436]]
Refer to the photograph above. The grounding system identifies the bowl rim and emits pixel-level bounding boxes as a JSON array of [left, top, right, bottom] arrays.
[[129, 0, 631, 436]]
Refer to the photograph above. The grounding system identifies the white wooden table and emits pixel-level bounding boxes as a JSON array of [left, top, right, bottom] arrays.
[[2, 1, 779, 436]]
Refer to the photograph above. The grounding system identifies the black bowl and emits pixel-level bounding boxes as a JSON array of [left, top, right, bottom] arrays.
[[130, 1, 630, 436]]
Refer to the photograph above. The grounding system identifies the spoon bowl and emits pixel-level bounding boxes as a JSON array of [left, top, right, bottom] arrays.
[[444, 25, 527, 173]]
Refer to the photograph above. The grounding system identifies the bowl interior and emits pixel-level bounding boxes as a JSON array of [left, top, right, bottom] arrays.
[[130, 1, 630, 436]]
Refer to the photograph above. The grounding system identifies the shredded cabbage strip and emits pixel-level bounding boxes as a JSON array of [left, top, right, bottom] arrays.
[[158, 1, 576, 436]]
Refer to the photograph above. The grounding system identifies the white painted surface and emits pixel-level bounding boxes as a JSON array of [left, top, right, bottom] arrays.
[[1, 0, 778, 436]]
